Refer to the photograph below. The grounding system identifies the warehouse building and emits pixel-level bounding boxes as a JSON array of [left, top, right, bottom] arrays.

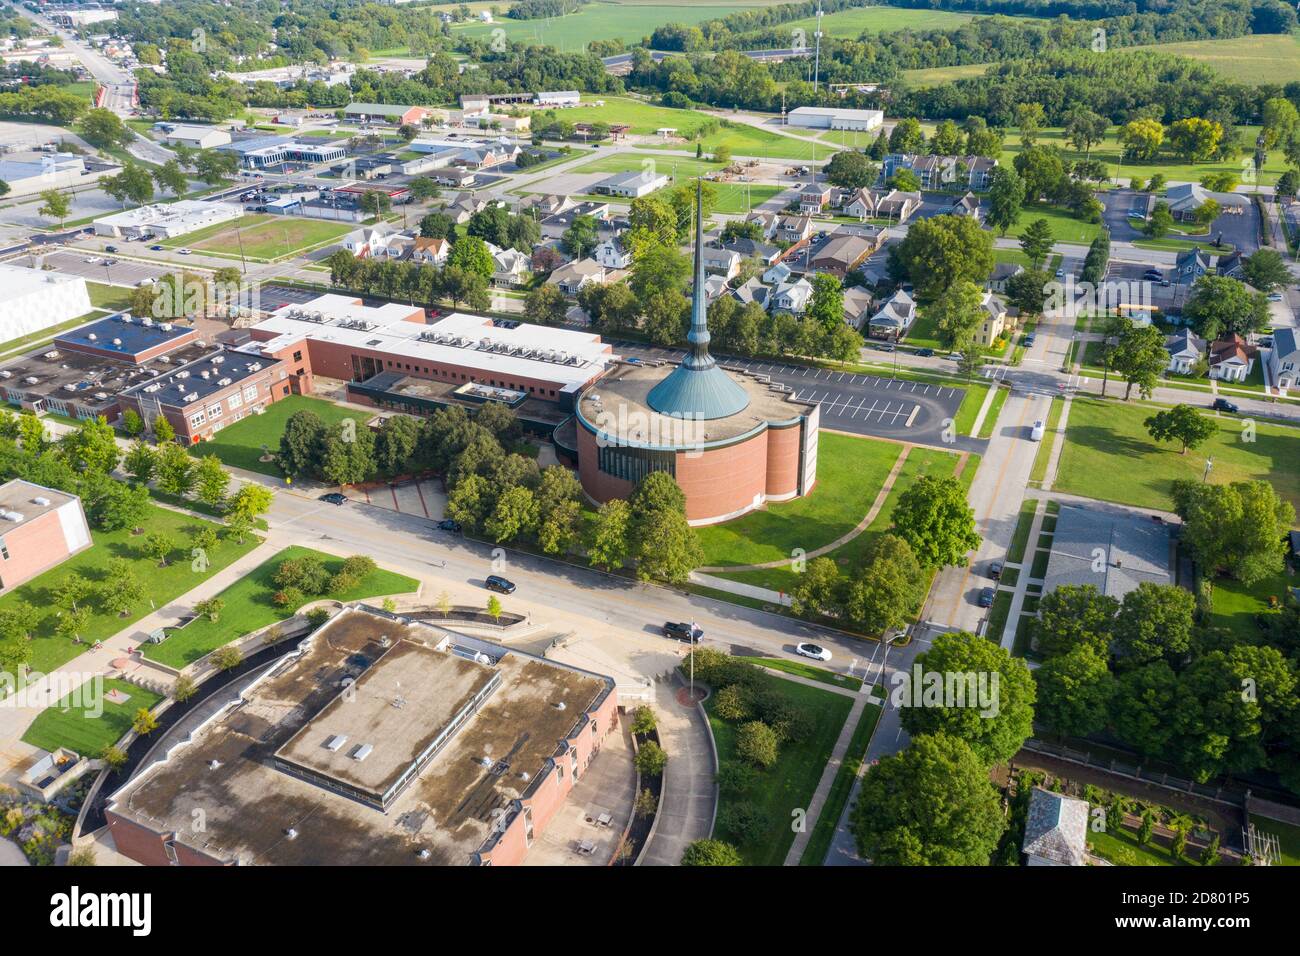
[[343, 102, 434, 126], [156, 124, 232, 150], [0, 153, 91, 196], [105, 605, 618, 866], [0, 264, 91, 349], [593, 169, 670, 199], [787, 106, 884, 131], [92, 200, 244, 240]]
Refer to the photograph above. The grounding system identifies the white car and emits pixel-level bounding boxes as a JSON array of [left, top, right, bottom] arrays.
[[795, 642, 832, 663], [178, 248, 191, 255], [1030, 420, 1046, 441], [1267, 292, 1284, 302]]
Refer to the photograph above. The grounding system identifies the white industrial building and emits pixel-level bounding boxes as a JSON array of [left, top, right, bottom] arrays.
[[0, 264, 91, 347], [157, 124, 232, 149], [787, 107, 884, 131], [0, 154, 89, 197], [593, 169, 670, 198], [93, 200, 243, 239], [535, 91, 580, 107]]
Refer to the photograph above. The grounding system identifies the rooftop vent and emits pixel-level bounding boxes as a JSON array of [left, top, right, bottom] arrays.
[[209, 759, 222, 770], [32, 496, 49, 506], [324, 734, 348, 752], [350, 743, 373, 762], [284, 827, 298, 840]]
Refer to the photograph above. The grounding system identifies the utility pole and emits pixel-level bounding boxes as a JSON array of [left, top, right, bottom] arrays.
[[813, 0, 823, 94]]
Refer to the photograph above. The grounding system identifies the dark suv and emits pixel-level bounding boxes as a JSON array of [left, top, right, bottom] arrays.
[[663, 621, 703, 643], [485, 575, 516, 594], [1212, 398, 1239, 414]]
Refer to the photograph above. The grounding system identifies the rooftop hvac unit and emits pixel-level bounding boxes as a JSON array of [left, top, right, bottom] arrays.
[[94, 392, 108, 400], [87, 333, 97, 341], [158, 356, 170, 364], [217, 378, 231, 387], [212, 355, 225, 364], [1, 511, 22, 523], [324, 734, 348, 752], [350, 743, 373, 762], [248, 363, 262, 372], [23, 376, 38, 385], [160, 323, 173, 332], [176, 370, 189, 378], [62, 383, 77, 392], [200, 370, 211, 380], [183, 392, 198, 403], [32, 496, 49, 506], [112, 338, 122, 347], [43, 350, 59, 360], [141, 317, 153, 326]]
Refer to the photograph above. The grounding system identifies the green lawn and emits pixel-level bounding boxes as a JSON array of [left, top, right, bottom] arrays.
[[452, 2, 756, 48], [706, 669, 855, 866], [1208, 566, 1296, 643], [1087, 826, 1183, 866], [1005, 203, 1102, 245], [800, 700, 880, 865], [953, 381, 991, 436], [566, 152, 782, 213], [901, 63, 992, 87], [784, 5, 986, 38], [753, 657, 862, 691], [978, 385, 1010, 440], [1028, 396, 1063, 483], [162, 214, 352, 261], [1054, 397, 1300, 512], [548, 96, 834, 161], [695, 432, 903, 568], [141, 546, 420, 668], [21, 678, 164, 756], [1007, 498, 1040, 565], [0, 505, 259, 675], [85, 281, 134, 312], [194, 395, 360, 476]]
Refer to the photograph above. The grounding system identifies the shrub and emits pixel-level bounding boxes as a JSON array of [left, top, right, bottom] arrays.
[[98, 745, 127, 770], [713, 684, 752, 722], [635, 740, 668, 777], [716, 762, 759, 795], [328, 571, 360, 594], [273, 586, 304, 609], [172, 674, 196, 702], [306, 607, 331, 629], [718, 800, 765, 843], [736, 721, 779, 769], [211, 645, 243, 671], [681, 839, 742, 866], [341, 555, 376, 579], [274, 555, 331, 595], [772, 709, 816, 745], [629, 705, 657, 736]]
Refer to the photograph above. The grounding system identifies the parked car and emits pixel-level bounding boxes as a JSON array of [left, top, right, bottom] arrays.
[[1055, 268, 1065, 278], [1030, 420, 1046, 441], [319, 492, 348, 505], [1143, 269, 1164, 281], [484, 575, 516, 594], [1023, 334, 1036, 347], [149, 244, 163, 251], [877, 343, 895, 352], [978, 586, 996, 608], [436, 518, 461, 533], [1268, 292, 1285, 302], [105, 245, 118, 253], [663, 621, 703, 643], [178, 248, 191, 255], [989, 560, 1003, 580], [795, 642, 832, 662], [1212, 398, 1239, 413], [914, 347, 935, 357]]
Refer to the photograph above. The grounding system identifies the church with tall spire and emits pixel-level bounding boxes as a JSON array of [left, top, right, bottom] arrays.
[[570, 178, 821, 526]]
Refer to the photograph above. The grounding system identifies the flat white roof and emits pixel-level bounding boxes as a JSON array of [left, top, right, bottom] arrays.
[[789, 106, 884, 121], [94, 199, 243, 230], [0, 261, 86, 299], [252, 294, 615, 389]]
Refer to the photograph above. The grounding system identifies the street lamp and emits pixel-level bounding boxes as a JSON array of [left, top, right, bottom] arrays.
[[1203, 456, 1214, 482]]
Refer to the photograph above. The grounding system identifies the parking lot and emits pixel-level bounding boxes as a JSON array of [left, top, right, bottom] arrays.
[[614, 342, 969, 447], [12, 248, 182, 288]]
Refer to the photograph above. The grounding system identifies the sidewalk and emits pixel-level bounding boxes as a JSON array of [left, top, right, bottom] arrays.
[[639, 677, 716, 866]]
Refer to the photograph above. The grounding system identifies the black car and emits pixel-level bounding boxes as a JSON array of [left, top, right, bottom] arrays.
[[437, 518, 462, 533], [1023, 334, 1036, 347], [663, 621, 703, 643], [485, 575, 516, 594], [105, 245, 118, 253], [915, 347, 935, 357], [989, 560, 1003, 580], [1212, 398, 1239, 413], [319, 492, 348, 505], [977, 587, 996, 608], [1143, 269, 1164, 281]]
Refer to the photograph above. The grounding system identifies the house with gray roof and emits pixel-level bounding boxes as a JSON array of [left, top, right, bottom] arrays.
[[1022, 789, 1089, 866], [1041, 504, 1174, 602], [1165, 328, 1206, 374], [1269, 326, 1300, 392]]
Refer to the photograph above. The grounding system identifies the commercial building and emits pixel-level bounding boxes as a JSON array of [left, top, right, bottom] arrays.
[[343, 102, 433, 126], [155, 124, 232, 149], [593, 169, 669, 199], [0, 153, 90, 196], [535, 90, 581, 107], [787, 106, 883, 131], [0, 264, 91, 348], [572, 185, 820, 525], [217, 136, 348, 170], [0, 480, 91, 595], [105, 605, 618, 866], [245, 294, 615, 416], [92, 200, 243, 240]]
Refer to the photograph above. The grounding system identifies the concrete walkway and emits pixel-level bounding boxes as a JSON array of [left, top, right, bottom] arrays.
[[640, 677, 716, 866], [779, 671, 867, 866], [1040, 395, 1073, 492], [696, 445, 912, 574], [997, 499, 1047, 651]]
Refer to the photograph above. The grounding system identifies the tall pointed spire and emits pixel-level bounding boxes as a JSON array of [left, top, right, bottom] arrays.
[[646, 179, 751, 421]]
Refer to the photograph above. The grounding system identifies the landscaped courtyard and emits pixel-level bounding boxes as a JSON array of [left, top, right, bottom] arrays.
[[21, 678, 164, 757], [141, 546, 420, 668], [194, 395, 361, 476]]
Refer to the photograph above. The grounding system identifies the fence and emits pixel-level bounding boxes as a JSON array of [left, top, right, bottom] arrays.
[[1020, 738, 1239, 807]]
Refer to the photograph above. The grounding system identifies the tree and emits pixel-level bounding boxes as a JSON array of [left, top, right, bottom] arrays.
[[1172, 479, 1295, 586], [630, 242, 689, 303], [1032, 585, 1118, 658], [132, 708, 158, 736], [681, 839, 742, 866], [212, 645, 243, 671], [985, 166, 1026, 236], [320, 420, 376, 486], [227, 483, 273, 525], [101, 558, 144, 615], [1167, 117, 1223, 163], [60, 416, 119, 474], [142, 532, 174, 567], [806, 272, 844, 334], [448, 235, 494, 279], [155, 442, 196, 497], [1144, 201, 1174, 239], [1111, 323, 1168, 400], [1262, 96, 1300, 149], [1242, 249, 1291, 293], [635, 739, 668, 776], [77, 107, 131, 148], [37, 188, 71, 228], [419, 211, 454, 240], [278, 410, 326, 478], [1120, 118, 1165, 161], [1112, 582, 1196, 669], [629, 472, 701, 583], [1005, 268, 1052, 317], [889, 475, 981, 569], [1064, 109, 1108, 157], [486, 595, 503, 622], [885, 168, 921, 192], [791, 557, 845, 619], [524, 283, 567, 326], [1144, 404, 1217, 456], [442, 265, 490, 310], [1033, 646, 1116, 738], [1184, 275, 1272, 340], [888, 117, 924, 153], [561, 213, 600, 259], [850, 733, 1005, 866], [152, 159, 188, 198], [843, 534, 926, 635], [899, 632, 1036, 766], [193, 597, 225, 623], [193, 149, 239, 185], [736, 721, 779, 769], [92, 483, 150, 533], [588, 498, 632, 571], [485, 485, 538, 543], [627, 196, 676, 256], [1015, 102, 1045, 147], [1018, 218, 1054, 269], [890, 214, 994, 304], [824, 150, 874, 190], [193, 455, 231, 509], [103, 162, 154, 207], [922, 280, 984, 349], [630, 706, 657, 736], [1012, 145, 1065, 202]]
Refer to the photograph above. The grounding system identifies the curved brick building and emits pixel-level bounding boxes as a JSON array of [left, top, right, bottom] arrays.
[[575, 183, 819, 525]]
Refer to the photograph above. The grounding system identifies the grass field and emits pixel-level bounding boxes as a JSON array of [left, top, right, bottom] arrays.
[[1054, 397, 1300, 511], [706, 668, 854, 866], [999, 124, 1291, 189], [1005, 202, 1103, 245], [978, 385, 1010, 439], [784, 6, 980, 39], [552, 96, 834, 161], [142, 546, 420, 668], [0, 504, 259, 675], [1028, 396, 1064, 483], [1087, 825, 1183, 866], [21, 678, 164, 756], [902, 63, 992, 87], [452, 3, 761, 50], [754, 657, 862, 691], [193, 395, 360, 477], [695, 432, 902, 568], [162, 214, 352, 261], [85, 281, 134, 312], [1208, 566, 1295, 643], [568, 152, 781, 212], [800, 700, 880, 865], [1126, 33, 1300, 86]]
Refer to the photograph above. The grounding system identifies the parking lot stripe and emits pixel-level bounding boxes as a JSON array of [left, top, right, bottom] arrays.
[[905, 404, 920, 427]]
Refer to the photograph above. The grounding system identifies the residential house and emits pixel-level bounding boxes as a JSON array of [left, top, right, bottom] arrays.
[[593, 237, 632, 270], [1216, 251, 1247, 281], [1022, 789, 1089, 867], [702, 248, 741, 280], [548, 258, 606, 295], [731, 276, 769, 310], [808, 231, 881, 279], [842, 286, 875, 331], [846, 187, 922, 223], [776, 215, 813, 244], [798, 184, 832, 214], [1269, 326, 1300, 391], [721, 238, 781, 266], [1166, 182, 1249, 222], [949, 192, 982, 220], [883, 153, 998, 190], [703, 275, 730, 301], [517, 194, 572, 218], [763, 260, 793, 286], [745, 211, 778, 241], [770, 277, 813, 315], [1164, 329, 1206, 375], [342, 223, 395, 258], [411, 236, 450, 266], [492, 246, 533, 288], [1174, 248, 1212, 285], [1208, 333, 1257, 383], [987, 262, 1024, 294], [975, 292, 1010, 347], [870, 289, 916, 340]]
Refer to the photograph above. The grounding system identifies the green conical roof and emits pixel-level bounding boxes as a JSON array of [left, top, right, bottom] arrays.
[[646, 181, 751, 421]]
